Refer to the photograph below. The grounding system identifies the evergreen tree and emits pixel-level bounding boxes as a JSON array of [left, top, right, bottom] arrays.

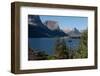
[[54, 38, 69, 59], [74, 29, 88, 58]]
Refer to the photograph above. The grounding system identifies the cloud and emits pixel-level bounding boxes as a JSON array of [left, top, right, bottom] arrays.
[[28, 18, 37, 26]]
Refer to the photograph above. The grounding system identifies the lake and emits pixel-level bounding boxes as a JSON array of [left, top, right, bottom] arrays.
[[28, 37, 80, 55]]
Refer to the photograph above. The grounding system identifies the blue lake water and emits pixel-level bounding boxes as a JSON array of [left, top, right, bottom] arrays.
[[28, 37, 80, 55]]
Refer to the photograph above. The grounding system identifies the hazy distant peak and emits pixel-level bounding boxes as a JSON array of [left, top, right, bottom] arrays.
[[72, 28, 80, 33], [63, 28, 72, 33]]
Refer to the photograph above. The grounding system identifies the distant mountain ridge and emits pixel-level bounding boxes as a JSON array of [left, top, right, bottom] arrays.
[[64, 28, 81, 38], [69, 28, 81, 38], [28, 15, 68, 38]]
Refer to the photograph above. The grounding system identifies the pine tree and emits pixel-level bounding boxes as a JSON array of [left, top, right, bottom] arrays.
[[54, 38, 69, 59], [74, 29, 88, 58]]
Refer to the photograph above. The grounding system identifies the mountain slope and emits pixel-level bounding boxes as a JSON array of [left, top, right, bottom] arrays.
[[28, 15, 68, 38], [68, 28, 81, 38]]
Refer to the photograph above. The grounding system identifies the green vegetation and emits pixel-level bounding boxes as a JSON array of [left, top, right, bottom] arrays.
[[73, 29, 88, 58], [36, 51, 48, 60], [47, 56, 56, 60], [54, 38, 69, 59]]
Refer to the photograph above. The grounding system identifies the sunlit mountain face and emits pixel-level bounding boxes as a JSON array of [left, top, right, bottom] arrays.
[[44, 20, 60, 31]]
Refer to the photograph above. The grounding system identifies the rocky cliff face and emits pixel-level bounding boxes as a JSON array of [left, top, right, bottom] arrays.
[[28, 15, 68, 38]]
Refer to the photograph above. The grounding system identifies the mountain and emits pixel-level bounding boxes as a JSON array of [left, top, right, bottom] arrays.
[[68, 28, 81, 38], [44, 20, 60, 31], [28, 15, 51, 37], [28, 15, 68, 38]]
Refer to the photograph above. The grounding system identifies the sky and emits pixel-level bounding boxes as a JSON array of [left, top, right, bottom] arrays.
[[40, 15, 88, 31]]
